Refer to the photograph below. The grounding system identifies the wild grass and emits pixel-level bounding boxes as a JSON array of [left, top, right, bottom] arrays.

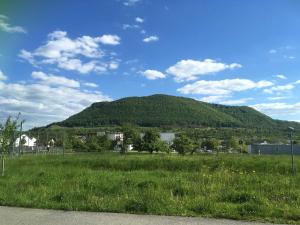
[[0, 152, 299, 224]]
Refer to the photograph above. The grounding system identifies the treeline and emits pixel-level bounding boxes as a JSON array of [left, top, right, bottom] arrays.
[[39, 124, 249, 154]]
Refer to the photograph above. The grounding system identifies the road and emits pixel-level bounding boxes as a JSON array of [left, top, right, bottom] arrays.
[[0, 206, 284, 225]]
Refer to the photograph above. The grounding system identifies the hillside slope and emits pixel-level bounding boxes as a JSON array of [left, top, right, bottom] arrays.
[[52, 94, 300, 130]]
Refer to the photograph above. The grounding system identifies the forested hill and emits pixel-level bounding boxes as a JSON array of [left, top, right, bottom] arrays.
[[51, 94, 300, 130]]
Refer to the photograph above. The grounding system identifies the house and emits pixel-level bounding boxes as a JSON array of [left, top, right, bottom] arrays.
[[160, 132, 175, 145], [107, 132, 124, 142], [15, 134, 37, 148]]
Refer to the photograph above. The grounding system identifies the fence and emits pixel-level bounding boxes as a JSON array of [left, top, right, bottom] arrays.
[[249, 144, 300, 155]]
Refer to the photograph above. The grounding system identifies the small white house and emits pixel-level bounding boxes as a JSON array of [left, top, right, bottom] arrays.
[[15, 134, 37, 148]]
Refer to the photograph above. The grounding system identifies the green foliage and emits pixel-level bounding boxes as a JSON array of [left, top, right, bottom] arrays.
[[0, 115, 24, 176], [141, 129, 161, 153], [121, 124, 140, 153], [172, 133, 194, 155], [227, 136, 240, 150], [52, 94, 300, 133], [201, 138, 219, 151]]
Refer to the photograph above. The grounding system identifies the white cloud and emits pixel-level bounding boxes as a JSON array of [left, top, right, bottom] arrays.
[[19, 30, 120, 74], [84, 82, 98, 88], [199, 95, 230, 103], [122, 24, 140, 30], [199, 95, 252, 105], [0, 70, 7, 81], [220, 98, 253, 105], [143, 36, 159, 43], [166, 59, 242, 82], [0, 76, 111, 129], [31, 71, 80, 88], [178, 79, 273, 95], [269, 49, 277, 54], [267, 96, 289, 101], [0, 14, 27, 33], [135, 17, 144, 23], [295, 80, 300, 84], [97, 34, 120, 45], [264, 84, 294, 94], [141, 70, 166, 80], [123, 0, 141, 6], [284, 55, 296, 60], [274, 74, 287, 80], [252, 102, 300, 116]]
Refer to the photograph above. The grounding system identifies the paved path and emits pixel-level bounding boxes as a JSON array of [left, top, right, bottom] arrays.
[[0, 206, 284, 225]]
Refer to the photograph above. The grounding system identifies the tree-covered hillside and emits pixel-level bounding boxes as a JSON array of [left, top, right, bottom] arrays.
[[50, 94, 300, 131]]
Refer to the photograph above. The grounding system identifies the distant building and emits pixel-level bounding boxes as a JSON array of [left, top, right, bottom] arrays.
[[107, 132, 124, 141], [160, 132, 175, 145], [249, 144, 300, 155], [15, 134, 36, 148], [139, 132, 175, 145]]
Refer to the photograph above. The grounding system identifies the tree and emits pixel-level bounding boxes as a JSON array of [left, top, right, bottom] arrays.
[[227, 136, 239, 151], [121, 124, 140, 153], [201, 138, 219, 151], [141, 129, 160, 154], [0, 115, 23, 176], [172, 134, 194, 155]]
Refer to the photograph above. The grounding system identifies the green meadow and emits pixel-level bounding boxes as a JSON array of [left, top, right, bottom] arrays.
[[0, 153, 299, 224]]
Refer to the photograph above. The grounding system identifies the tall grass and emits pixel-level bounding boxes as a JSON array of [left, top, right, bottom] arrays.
[[0, 153, 299, 224]]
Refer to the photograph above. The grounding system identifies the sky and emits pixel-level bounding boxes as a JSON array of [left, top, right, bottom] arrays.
[[1, 0, 300, 129]]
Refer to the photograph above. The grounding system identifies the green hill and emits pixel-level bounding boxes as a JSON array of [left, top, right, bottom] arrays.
[[51, 94, 299, 131]]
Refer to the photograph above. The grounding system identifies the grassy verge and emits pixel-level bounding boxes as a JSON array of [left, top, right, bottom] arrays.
[[0, 152, 299, 224]]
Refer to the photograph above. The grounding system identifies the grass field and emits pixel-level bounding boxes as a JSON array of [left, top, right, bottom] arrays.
[[0, 153, 299, 224]]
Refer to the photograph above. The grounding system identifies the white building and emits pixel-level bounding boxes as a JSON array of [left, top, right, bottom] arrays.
[[15, 134, 37, 148], [107, 132, 124, 141]]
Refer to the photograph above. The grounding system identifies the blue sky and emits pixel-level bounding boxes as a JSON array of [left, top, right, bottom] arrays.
[[1, 0, 300, 129]]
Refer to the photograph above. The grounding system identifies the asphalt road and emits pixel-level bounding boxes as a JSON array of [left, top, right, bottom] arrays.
[[0, 206, 284, 225]]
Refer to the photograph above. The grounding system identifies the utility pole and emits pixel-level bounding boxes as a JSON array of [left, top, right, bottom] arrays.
[[288, 127, 295, 175]]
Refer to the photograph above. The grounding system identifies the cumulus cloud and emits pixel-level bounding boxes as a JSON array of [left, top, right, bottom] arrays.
[[31, 71, 80, 88], [274, 74, 287, 80], [19, 30, 120, 74], [0, 70, 7, 81], [97, 34, 120, 45], [143, 36, 159, 43], [166, 59, 242, 82], [0, 74, 111, 129], [135, 17, 144, 23], [141, 70, 166, 80], [252, 102, 300, 116], [178, 79, 273, 95], [199, 95, 230, 103], [220, 98, 253, 105], [0, 14, 27, 33], [264, 84, 294, 94]]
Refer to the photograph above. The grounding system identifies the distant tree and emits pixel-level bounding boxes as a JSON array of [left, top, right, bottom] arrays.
[[71, 137, 87, 152], [121, 124, 140, 153], [227, 136, 240, 151], [172, 134, 194, 155], [0, 115, 23, 176], [85, 135, 112, 152], [201, 138, 219, 151], [142, 129, 160, 154]]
